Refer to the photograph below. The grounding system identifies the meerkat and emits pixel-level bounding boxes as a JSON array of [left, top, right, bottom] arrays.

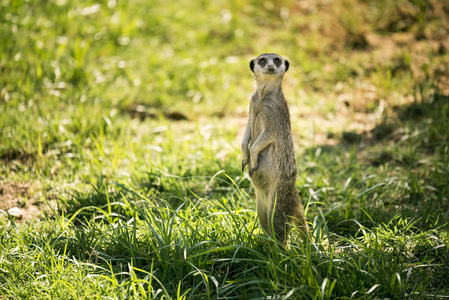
[[241, 53, 308, 244]]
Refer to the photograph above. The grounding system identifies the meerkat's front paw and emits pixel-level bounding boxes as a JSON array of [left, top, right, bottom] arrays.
[[241, 152, 250, 172], [248, 155, 259, 176], [249, 164, 259, 176]]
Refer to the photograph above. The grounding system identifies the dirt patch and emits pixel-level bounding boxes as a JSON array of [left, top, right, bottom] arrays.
[[0, 149, 36, 164], [123, 103, 189, 121], [0, 182, 52, 221]]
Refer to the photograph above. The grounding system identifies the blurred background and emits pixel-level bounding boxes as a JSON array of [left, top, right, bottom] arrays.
[[2, 0, 448, 118]]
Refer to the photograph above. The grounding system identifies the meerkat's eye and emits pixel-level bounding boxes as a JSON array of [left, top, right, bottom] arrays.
[[273, 58, 280, 64], [259, 58, 267, 65]]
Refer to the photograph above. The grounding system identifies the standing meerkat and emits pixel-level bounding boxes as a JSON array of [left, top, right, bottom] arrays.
[[241, 53, 308, 244]]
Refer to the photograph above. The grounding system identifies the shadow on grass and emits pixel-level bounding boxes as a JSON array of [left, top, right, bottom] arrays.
[[300, 92, 449, 236]]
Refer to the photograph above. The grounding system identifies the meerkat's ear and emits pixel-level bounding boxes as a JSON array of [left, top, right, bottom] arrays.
[[250, 59, 255, 73], [284, 60, 289, 72]]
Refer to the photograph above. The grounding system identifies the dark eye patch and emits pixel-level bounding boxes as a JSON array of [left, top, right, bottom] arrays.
[[258, 58, 267, 65], [273, 57, 281, 67]]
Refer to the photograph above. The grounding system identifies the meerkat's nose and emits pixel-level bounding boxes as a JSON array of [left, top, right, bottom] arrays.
[[268, 65, 275, 73]]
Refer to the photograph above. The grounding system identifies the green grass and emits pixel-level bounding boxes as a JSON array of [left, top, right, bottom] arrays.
[[1, 0, 449, 298]]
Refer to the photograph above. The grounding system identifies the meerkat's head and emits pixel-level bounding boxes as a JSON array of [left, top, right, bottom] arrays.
[[250, 53, 289, 78]]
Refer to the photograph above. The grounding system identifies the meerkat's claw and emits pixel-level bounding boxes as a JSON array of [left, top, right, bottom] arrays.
[[249, 165, 259, 177], [242, 161, 247, 172]]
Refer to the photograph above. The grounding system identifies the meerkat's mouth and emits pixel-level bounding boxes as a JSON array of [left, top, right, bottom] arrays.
[[261, 72, 281, 76]]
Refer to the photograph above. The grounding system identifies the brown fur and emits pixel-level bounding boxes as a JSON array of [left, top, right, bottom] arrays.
[[241, 53, 308, 244]]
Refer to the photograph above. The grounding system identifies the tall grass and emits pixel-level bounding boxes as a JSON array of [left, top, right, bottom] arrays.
[[2, 178, 447, 298]]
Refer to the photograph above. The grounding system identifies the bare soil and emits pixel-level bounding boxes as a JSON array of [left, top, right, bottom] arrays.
[[0, 182, 48, 221]]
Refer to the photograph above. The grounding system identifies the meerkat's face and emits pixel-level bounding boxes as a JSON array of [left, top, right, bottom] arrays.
[[250, 53, 289, 77]]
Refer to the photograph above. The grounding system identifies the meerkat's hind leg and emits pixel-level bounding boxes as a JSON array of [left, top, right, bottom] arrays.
[[267, 193, 290, 245], [255, 189, 270, 234], [270, 212, 290, 246]]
